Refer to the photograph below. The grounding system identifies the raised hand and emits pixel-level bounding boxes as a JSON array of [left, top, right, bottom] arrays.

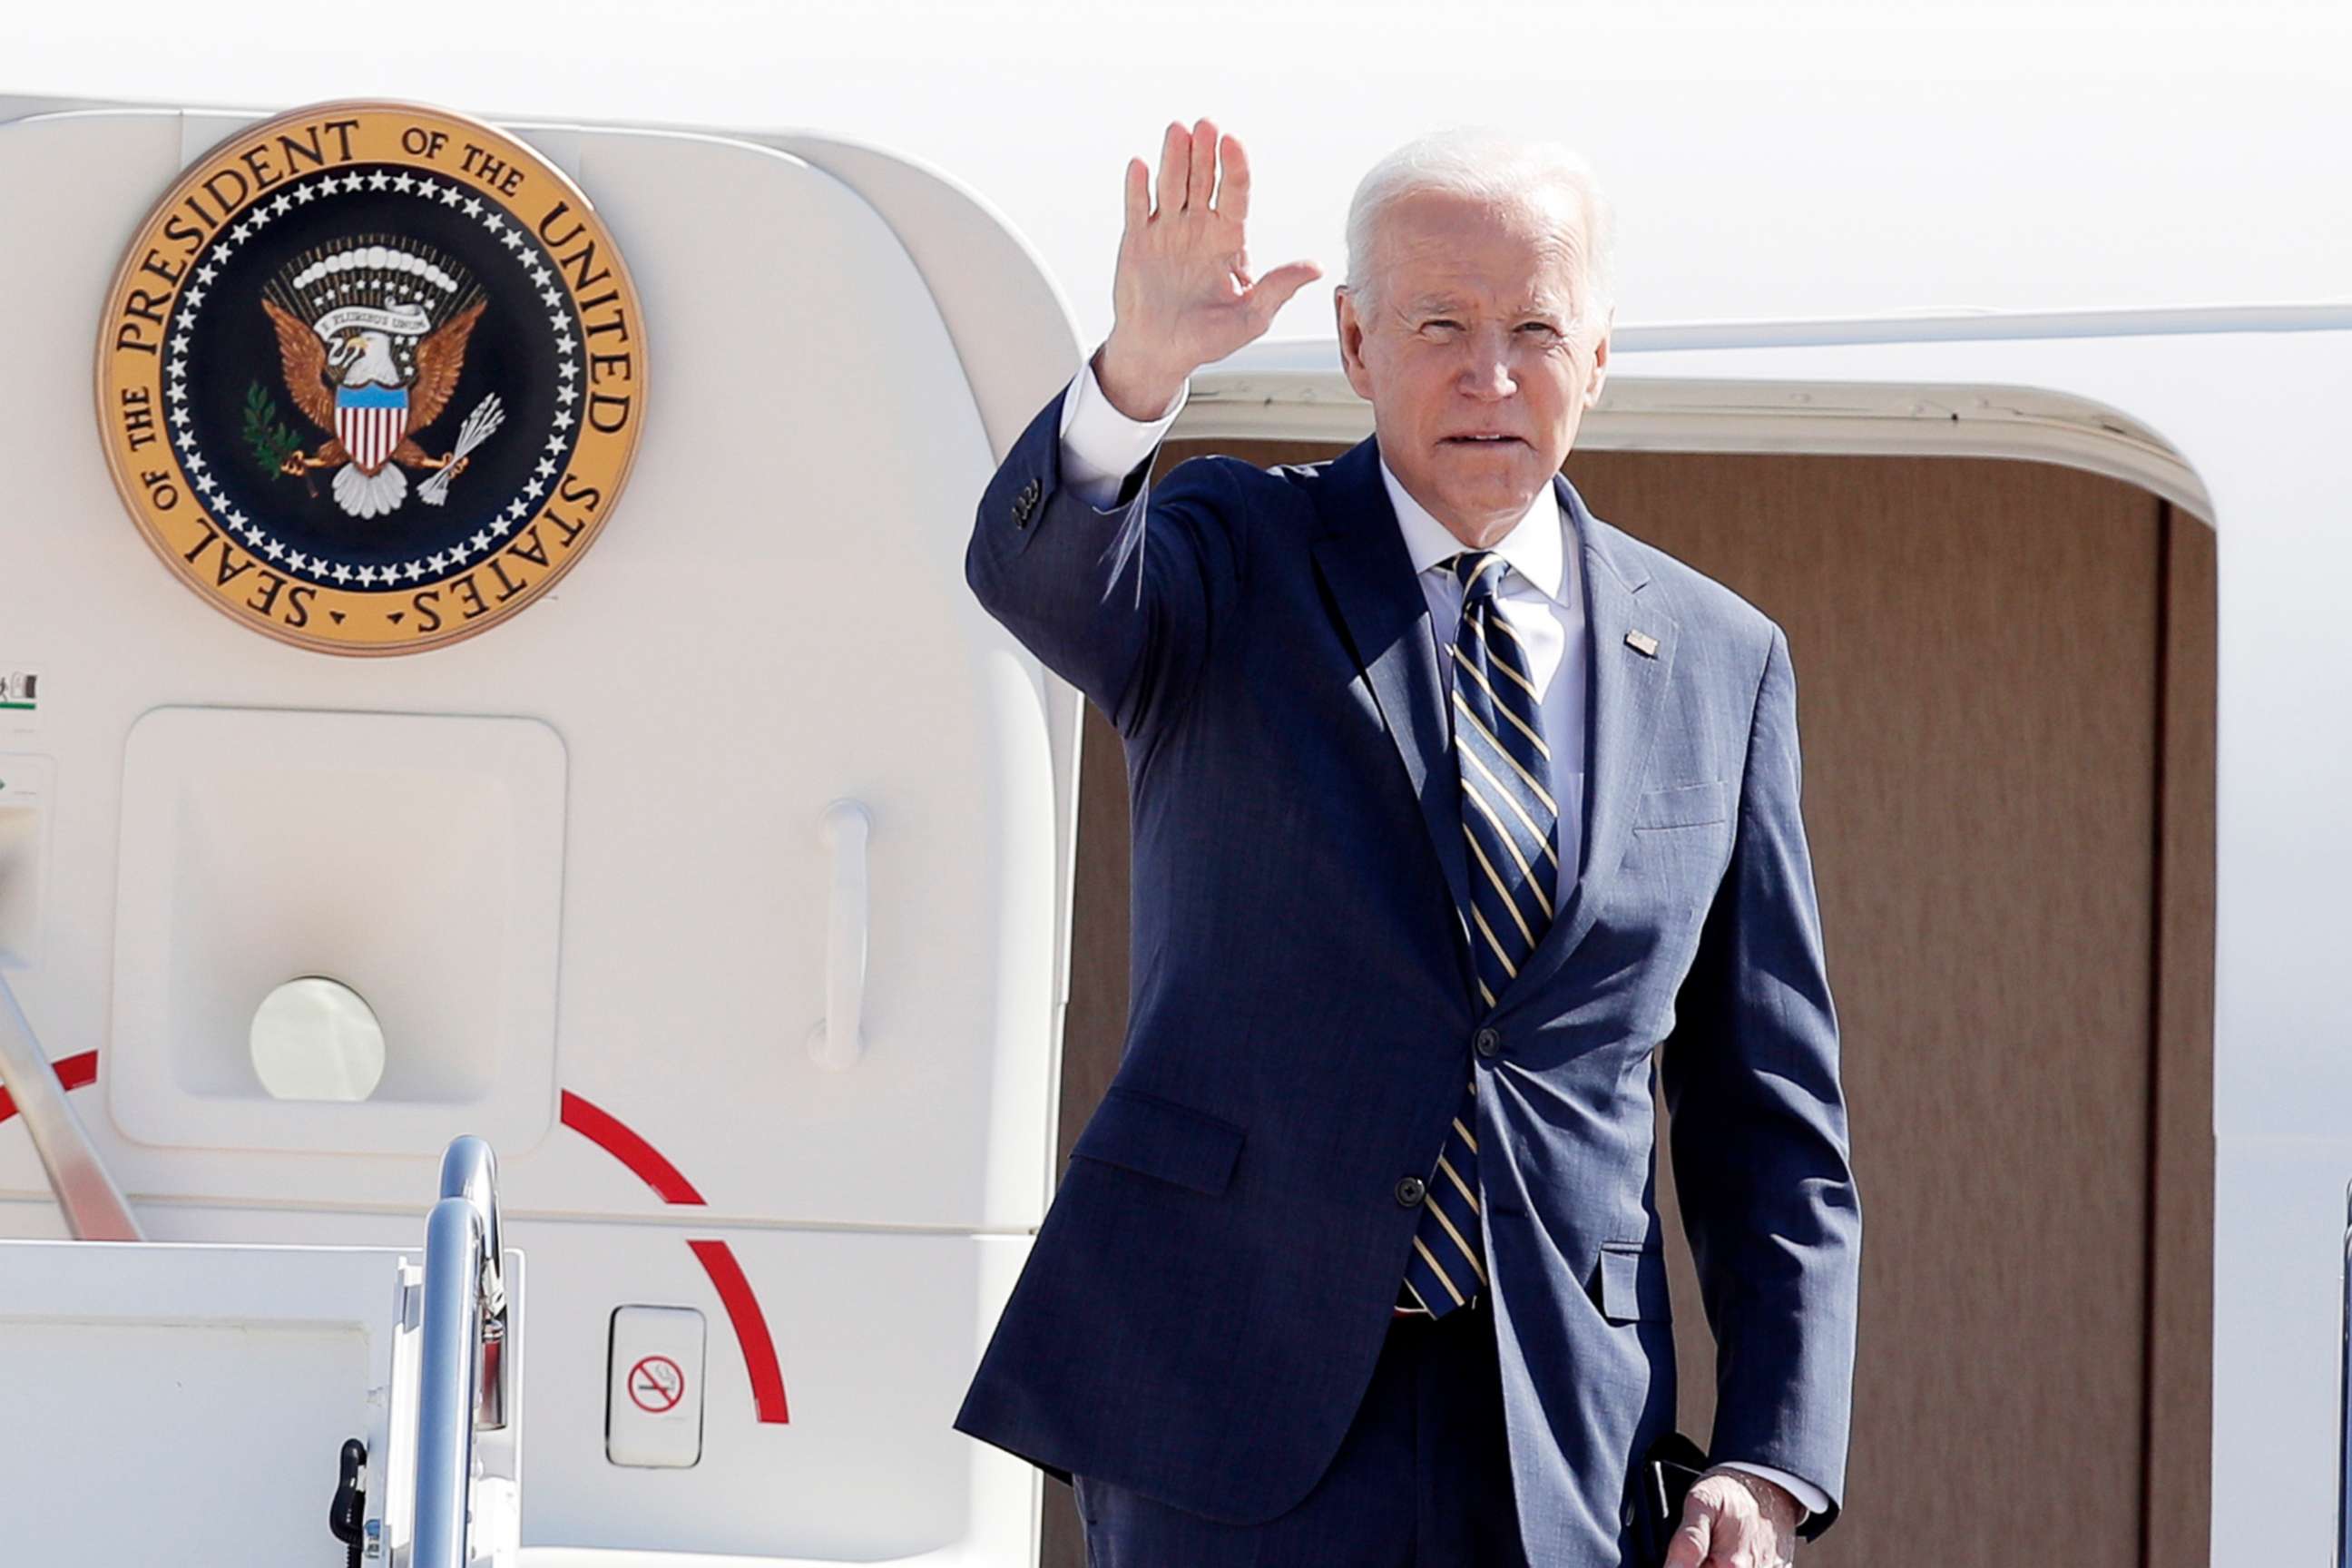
[[1095, 118, 1322, 421]]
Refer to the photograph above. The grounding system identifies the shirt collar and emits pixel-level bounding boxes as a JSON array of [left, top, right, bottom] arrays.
[[1377, 456, 1569, 606]]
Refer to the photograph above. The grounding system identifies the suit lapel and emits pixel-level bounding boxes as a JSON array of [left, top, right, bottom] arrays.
[[1507, 472, 1679, 996], [1308, 439, 1475, 958]]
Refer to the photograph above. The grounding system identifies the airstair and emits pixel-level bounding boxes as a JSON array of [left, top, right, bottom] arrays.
[[5, 969, 522, 1565]]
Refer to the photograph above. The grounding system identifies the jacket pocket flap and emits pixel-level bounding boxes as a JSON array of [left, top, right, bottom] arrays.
[[1634, 779, 1729, 829], [1595, 1240, 1672, 1324], [1071, 1087, 1245, 1196]]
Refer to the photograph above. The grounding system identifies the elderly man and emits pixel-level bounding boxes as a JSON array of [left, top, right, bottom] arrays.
[[955, 120, 1860, 1567]]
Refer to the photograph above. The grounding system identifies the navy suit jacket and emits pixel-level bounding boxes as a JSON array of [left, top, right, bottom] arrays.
[[954, 384, 1861, 1561]]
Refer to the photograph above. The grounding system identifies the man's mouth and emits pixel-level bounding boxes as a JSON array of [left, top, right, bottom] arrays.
[[1441, 434, 1525, 447]]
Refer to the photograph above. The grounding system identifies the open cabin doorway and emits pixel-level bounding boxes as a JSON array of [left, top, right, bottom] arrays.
[[1044, 436, 2216, 1568]]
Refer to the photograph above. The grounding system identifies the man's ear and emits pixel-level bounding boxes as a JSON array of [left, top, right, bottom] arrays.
[[1336, 286, 1375, 402], [1583, 314, 1612, 410]]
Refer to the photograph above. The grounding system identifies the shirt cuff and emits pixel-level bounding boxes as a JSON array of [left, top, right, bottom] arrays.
[[1714, 1460, 1828, 1523], [1056, 348, 1188, 509]]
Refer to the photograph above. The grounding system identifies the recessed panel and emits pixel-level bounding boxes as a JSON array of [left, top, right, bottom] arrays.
[[110, 706, 564, 1154]]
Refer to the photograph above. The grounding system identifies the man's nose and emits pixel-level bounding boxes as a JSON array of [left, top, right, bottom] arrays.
[[1455, 329, 1516, 400]]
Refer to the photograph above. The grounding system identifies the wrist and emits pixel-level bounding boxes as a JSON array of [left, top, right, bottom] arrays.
[[1708, 1466, 1799, 1523], [1093, 336, 1190, 423]]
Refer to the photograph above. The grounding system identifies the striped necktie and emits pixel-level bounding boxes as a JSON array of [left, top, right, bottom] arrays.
[[1400, 547, 1560, 1319]]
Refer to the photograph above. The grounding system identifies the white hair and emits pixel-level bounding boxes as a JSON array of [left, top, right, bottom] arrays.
[[1344, 128, 1618, 333]]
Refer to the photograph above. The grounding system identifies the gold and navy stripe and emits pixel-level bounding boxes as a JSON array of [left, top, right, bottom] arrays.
[[1400, 548, 1559, 1320]]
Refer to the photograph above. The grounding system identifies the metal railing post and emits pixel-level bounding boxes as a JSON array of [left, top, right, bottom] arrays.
[[0, 971, 140, 1241], [412, 1135, 507, 1568], [440, 1135, 509, 1430], [412, 1195, 482, 1568]]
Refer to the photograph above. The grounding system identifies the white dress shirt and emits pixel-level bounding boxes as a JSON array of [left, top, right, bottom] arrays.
[[1055, 358, 1828, 1524], [1377, 458, 1585, 905]]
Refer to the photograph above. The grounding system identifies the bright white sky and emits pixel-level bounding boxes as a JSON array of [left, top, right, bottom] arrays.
[[7, 3, 2346, 344]]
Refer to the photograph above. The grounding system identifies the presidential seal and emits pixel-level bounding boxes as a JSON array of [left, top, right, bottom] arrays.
[[96, 102, 644, 653]]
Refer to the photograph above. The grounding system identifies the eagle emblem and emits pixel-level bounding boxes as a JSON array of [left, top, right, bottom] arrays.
[[262, 240, 503, 519]]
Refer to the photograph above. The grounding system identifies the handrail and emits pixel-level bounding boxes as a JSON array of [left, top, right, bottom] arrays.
[[441, 1135, 509, 1431], [808, 799, 872, 1070], [413, 1195, 482, 1568], [0, 970, 141, 1240], [413, 1136, 506, 1568]]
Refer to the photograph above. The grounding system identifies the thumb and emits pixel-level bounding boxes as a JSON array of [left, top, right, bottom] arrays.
[[1244, 260, 1323, 327]]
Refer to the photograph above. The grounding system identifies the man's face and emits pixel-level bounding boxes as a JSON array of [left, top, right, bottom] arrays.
[[1337, 186, 1611, 548]]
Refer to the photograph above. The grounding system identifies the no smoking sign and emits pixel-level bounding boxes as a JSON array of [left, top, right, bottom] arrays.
[[627, 1354, 687, 1414], [608, 1307, 706, 1467]]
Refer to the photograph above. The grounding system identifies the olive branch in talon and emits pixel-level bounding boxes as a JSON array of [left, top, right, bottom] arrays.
[[240, 380, 305, 480], [417, 394, 505, 507]]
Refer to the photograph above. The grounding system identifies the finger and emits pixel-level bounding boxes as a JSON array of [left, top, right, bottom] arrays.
[[1123, 158, 1150, 236], [1244, 260, 1323, 325], [1219, 132, 1251, 221], [1661, 1517, 1710, 1568], [1156, 121, 1188, 214], [1188, 117, 1219, 211]]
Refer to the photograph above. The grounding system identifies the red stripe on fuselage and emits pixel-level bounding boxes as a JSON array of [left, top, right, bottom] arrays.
[[689, 1239, 791, 1424], [558, 1090, 707, 1204], [0, 1050, 98, 1124]]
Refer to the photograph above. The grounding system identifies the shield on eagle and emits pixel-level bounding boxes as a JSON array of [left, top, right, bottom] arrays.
[[335, 383, 409, 475]]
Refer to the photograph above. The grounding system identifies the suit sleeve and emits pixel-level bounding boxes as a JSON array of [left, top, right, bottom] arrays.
[[965, 380, 1243, 740], [1659, 622, 1862, 1542]]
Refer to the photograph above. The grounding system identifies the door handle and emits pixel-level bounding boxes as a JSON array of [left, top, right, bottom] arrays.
[[808, 799, 871, 1070]]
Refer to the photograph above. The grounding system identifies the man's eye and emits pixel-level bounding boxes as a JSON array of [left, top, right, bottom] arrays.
[[1422, 319, 1461, 333], [1519, 321, 1561, 337]]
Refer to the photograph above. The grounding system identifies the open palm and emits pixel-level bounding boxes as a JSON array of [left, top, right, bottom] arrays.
[[1097, 119, 1321, 418]]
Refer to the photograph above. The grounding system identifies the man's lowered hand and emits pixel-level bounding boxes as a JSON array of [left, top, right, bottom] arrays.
[[1662, 1466, 1798, 1568]]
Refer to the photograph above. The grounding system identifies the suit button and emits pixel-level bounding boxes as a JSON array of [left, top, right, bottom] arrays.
[[1474, 1027, 1501, 1058], [1395, 1175, 1426, 1207]]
